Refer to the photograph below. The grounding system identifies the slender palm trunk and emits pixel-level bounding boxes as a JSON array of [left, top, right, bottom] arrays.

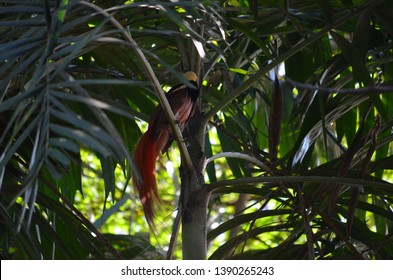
[[180, 113, 209, 259]]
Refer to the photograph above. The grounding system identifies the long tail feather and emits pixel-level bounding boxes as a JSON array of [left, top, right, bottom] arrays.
[[132, 71, 199, 227], [132, 129, 160, 225]]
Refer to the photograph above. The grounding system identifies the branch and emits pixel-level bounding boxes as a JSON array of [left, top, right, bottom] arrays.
[[166, 206, 181, 260], [286, 77, 393, 94], [206, 175, 392, 193], [81, 1, 194, 171]]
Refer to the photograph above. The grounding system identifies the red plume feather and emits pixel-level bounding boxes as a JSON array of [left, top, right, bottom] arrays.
[[132, 72, 199, 227]]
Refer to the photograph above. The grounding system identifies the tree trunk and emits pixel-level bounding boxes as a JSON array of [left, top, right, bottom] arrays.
[[180, 112, 209, 259]]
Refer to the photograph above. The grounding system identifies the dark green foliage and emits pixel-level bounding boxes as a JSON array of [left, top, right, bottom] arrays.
[[1, 0, 393, 259]]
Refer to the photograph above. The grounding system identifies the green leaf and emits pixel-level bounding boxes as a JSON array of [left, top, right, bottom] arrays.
[[204, 132, 218, 183], [330, 31, 372, 85], [99, 155, 116, 203], [93, 194, 131, 229], [49, 124, 111, 157]]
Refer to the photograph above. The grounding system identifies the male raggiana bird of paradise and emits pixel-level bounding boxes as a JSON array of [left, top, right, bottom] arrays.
[[132, 72, 199, 227]]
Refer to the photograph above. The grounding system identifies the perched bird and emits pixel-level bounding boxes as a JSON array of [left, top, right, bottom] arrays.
[[132, 72, 199, 226]]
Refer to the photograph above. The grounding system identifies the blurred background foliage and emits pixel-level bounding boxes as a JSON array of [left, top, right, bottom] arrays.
[[1, 0, 393, 259]]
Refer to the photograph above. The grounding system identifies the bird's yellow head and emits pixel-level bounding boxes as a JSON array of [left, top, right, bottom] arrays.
[[184, 71, 198, 82]]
